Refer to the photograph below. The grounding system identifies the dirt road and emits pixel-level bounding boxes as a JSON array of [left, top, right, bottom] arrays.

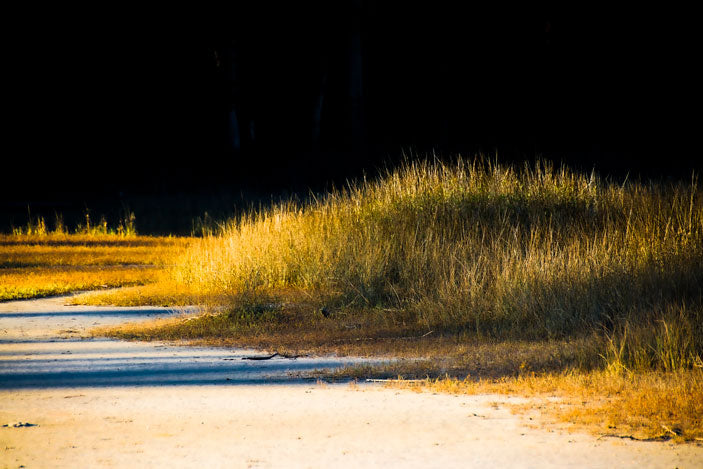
[[1, 296, 701, 468]]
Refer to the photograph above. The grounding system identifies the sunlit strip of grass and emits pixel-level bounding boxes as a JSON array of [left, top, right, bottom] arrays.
[[0, 266, 161, 301], [0, 234, 190, 247], [73, 283, 207, 308], [0, 244, 183, 268], [0, 232, 193, 301]]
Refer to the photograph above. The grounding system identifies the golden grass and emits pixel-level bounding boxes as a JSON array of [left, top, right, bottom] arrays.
[[99, 299, 602, 373], [9, 210, 137, 237], [0, 244, 179, 267], [93, 157, 702, 444], [0, 233, 188, 249], [0, 266, 160, 301], [0, 233, 192, 302], [395, 369, 703, 442], [13, 158, 699, 443], [74, 283, 207, 307], [122, 157, 702, 372]]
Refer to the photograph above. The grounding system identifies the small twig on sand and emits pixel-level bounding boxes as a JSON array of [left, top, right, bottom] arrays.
[[242, 352, 280, 360], [241, 352, 309, 360], [366, 379, 426, 383], [598, 433, 671, 442]]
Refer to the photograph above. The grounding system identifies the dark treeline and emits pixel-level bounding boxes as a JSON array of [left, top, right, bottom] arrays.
[[3, 3, 699, 232]]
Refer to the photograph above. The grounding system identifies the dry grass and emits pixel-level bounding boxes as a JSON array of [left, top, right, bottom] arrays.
[[0, 244, 178, 268], [9, 210, 137, 238], [120, 157, 702, 372], [0, 231, 192, 302], [94, 157, 702, 444], [75, 283, 208, 307], [100, 298, 602, 373], [394, 369, 703, 443], [0, 265, 161, 301], [12, 158, 701, 443]]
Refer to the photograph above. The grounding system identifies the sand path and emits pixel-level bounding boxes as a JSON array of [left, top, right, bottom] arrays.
[[1, 295, 701, 468]]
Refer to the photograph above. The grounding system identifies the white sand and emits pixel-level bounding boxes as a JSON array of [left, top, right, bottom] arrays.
[[1, 295, 701, 468]]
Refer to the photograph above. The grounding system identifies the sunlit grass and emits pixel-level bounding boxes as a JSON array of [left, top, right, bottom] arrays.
[[75, 283, 206, 307], [394, 369, 703, 442], [101, 301, 602, 372], [15, 157, 700, 443], [0, 224, 192, 301], [139, 156, 702, 372], [0, 244, 179, 268], [0, 266, 161, 301], [96, 156, 702, 443], [10, 210, 137, 237]]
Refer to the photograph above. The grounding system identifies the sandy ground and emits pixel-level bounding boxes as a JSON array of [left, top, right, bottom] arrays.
[[1, 296, 702, 468]]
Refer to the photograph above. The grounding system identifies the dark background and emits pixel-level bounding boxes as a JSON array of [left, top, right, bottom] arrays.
[[3, 3, 699, 234]]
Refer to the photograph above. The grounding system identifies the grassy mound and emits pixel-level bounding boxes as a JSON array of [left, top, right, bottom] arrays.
[[156, 157, 702, 372], [94, 157, 703, 441]]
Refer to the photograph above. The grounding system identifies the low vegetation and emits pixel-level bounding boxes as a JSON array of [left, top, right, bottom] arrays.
[[0, 265, 160, 301], [392, 370, 703, 442], [9, 157, 703, 441], [0, 214, 192, 301], [116, 158, 702, 367]]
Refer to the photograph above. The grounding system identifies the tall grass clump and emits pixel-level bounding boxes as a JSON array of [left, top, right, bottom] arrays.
[[172, 157, 703, 371], [10, 210, 137, 238]]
